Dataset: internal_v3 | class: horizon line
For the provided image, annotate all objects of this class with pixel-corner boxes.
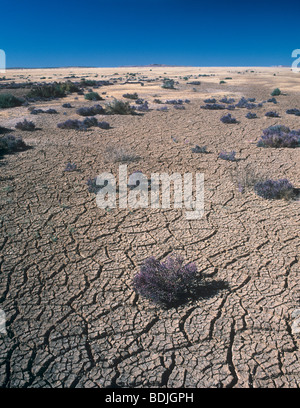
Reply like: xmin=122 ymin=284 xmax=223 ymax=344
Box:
xmin=4 ymin=64 xmax=291 ymax=70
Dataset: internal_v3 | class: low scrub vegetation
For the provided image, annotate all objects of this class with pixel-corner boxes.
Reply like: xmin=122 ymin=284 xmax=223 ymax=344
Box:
xmin=132 ymin=254 xmax=197 ymax=306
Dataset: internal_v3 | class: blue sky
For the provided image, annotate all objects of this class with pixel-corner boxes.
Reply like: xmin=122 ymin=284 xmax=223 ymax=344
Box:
xmin=1 ymin=0 xmax=300 ymax=68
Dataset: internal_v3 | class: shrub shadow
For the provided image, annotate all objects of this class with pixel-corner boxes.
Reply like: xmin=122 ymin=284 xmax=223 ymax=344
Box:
xmin=160 ymin=279 xmax=230 ymax=310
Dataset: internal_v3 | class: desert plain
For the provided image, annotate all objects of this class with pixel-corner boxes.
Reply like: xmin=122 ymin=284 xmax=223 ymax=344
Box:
xmin=0 ymin=66 xmax=299 ymax=388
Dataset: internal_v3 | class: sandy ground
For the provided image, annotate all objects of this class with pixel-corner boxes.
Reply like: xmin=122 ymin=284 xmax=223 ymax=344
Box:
xmin=0 ymin=66 xmax=299 ymax=388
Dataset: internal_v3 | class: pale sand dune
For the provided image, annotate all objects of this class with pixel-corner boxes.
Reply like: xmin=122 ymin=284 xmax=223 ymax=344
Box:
xmin=0 ymin=67 xmax=299 ymax=388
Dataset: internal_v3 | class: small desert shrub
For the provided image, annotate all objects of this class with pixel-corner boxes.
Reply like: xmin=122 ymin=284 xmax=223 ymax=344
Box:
xmin=267 ymin=97 xmax=277 ymax=104
xmin=187 ymin=80 xmax=201 ymax=85
xmin=245 ymin=103 xmax=257 ymax=109
xmin=286 ymin=108 xmax=300 ymax=116
xmin=84 ymin=92 xmax=103 ymax=101
xmin=105 ymin=146 xmax=140 ymax=162
xmin=164 ymin=99 xmax=183 ymax=105
xmin=63 ymin=162 xmax=77 ymax=172
xmin=132 ymin=254 xmax=197 ymax=306
xmin=220 ymin=97 xmax=235 ymax=104
xmin=58 ymin=116 xmax=109 ymax=130
xmin=271 ymin=88 xmax=281 ymax=96
xmin=235 ymin=97 xmax=259 ymax=109
xmin=153 ymin=98 xmax=162 ymax=104
xmin=57 ymin=119 xmax=85 ymax=130
xmin=219 ymin=151 xmax=236 ymax=161
xmin=45 ymin=108 xmax=58 ymax=114
xmin=30 ymin=108 xmax=57 ymax=115
xmin=0 ymin=93 xmax=23 ymax=108
xmin=15 ymin=119 xmax=36 ymax=131
xmin=62 ymin=103 xmax=72 ymax=108
xmin=161 ymin=78 xmax=175 ymax=89
xmin=231 ymin=164 xmax=266 ymax=194
xmin=30 ymin=109 xmax=44 ymax=115
xmin=201 ymin=103 xmax=225 ymax=110
xmin=76 ymin=104 xmax=105 ymax=116
xmin=174 ymin=105 xmax=185 ymax=110
xmin=98 ymin=121 xmax=110 ymax=129
xmin=191 ymin=145 xmax=208 ymax=153
xmin=134 ymin=101 xmax=149 ymax=112
xmin=203 ymin=98 xmax=216 ymax=103
xmin=265 ymin=111 xmax=280 ymax=117
xmin=220 ymin=113 xmax=238 ymax=124
xmin=80 ymin=79 xmax=98 ymax=87
xmin=254 ymin=179 xmax=294 ymax=200
xmin=105 ymin=99 xmax=135 ymax=115
xmin=82 ymin=117 xmax=99 ymax=128
xmin=27 ymin=83 xmax=65 ymax=99
xmin=123 ymin=92 xmax=138 ymax=100
xmin=219 ymin=80 xmax=226 ymax=84
xmin=0 ymin=134 xmax=28 ymax=155
xmin=246 ymin=112 xmax=257 ymax=119
xmin=257 ymin=126 xmax=300 ymax=148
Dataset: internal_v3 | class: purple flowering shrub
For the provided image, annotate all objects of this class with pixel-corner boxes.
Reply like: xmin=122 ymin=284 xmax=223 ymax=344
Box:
xmin=30 ymin=109 xmax=44 ymax=115
xmin=45 ymin=108 xmax=58 ymax=114
xmin=257 ymin=125 xmax=300 ymax=148
xmin=286 ymin=108 xmax=300 ymax=116
xmin=219 ymin=151 xmax=236 ymax=161
xmin=235 ymin=97 xmax=260 ymax=109
xmin=76 ymin=104 xmax=105 ymax=116
xmin=246 ymin=112 xmax=257 ymax=119
xmin=57 ymin=119 xmax=86 ymax=130
xmin=220 ymin=113 xmax=238 ymax=124
xmin=82 ymin=117 xmax=98 ymax=128
xmin=164 ymin=99 xmax=183 ymax=105
xmin=30 ymin=108 xmax=57 ymax=115
xmin=134 ymin=101 xmax=149 ymax=111
xmin=63 ymin=162 xmax=77 ymax=172
xmin=220 ymin=97 xmax=235 ymax=104
xmin=226 ymin=104 xmax=236 ymax=110
xmin=265 ymin=111 xmax=280 ymax=117
xmin=191 ymin=145 xmax=208 ymax=153
xmin=98 ymin=121 xmax=110 ymax=129
xmin=0 ymin=134 xmax=29 ymax=155
xmin=132 ymin=254 xmax=197 ymax=306
xmin=254 ymin=179 xmax=294 ymax=200
xmin=15 ymin=119 xmax=36 ymax=131
xmin=201 ymin=103 xmax=225 ymax=110
xmin=58 ymin=117 xmax=109 ymax=130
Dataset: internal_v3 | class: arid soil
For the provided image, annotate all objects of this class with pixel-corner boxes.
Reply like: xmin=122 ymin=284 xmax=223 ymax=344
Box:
xmin=0 ymin=67 xmax=299 ymax=388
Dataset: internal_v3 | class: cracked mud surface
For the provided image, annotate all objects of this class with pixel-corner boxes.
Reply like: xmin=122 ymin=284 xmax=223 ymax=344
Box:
xmin=0 ymin=67 xmax=299 ymax=388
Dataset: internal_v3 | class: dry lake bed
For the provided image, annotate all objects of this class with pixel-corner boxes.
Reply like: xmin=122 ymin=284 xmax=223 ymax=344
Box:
xmin=0 ymin=66 xmax=299 ymax=388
